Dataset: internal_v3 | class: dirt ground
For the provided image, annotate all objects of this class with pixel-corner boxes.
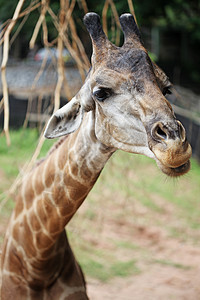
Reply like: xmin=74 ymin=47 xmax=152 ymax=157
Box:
xmin=1 ymin=161 xmax=200 ymax=300
xmin=1 ymin=195 xmax=200 ymax=300
xmin=69 ymin=186 xmax=200 ymax=300
xmin=3 ymin=211 xmax=200 ymax=300
xmin=87 ymin=226 xmax=200 ymax=300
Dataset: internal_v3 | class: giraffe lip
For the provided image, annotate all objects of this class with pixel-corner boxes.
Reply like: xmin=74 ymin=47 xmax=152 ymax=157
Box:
xmin=170 ymin=160 xmax=191 ymax=175
xmin=156 ymin=160 xmax=191 ymax=177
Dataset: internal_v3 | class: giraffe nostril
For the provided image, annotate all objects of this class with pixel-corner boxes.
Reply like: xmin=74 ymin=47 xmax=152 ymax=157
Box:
xmin=156 ymin=126 xmax=167 ymax=140
xmin=152 ymin=122 xmax=168 ymax=142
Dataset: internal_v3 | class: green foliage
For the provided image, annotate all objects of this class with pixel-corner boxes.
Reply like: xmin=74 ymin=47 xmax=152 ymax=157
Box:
xmin=1 ymin=1 xmax=200 ymax=46
xmin=0 ymin=0 xmax=200 ymax=82
xmin=0 ymin=0 xmax=61 ymax=50
xmin=0 ymin=129 xmax=55 ymax=216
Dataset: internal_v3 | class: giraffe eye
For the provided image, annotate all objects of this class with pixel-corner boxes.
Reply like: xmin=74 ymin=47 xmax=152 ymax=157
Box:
xmin=93 ymin=88 xmax=112 ymax=101
xmin=163 ymin=86 xmax=172 ymax=96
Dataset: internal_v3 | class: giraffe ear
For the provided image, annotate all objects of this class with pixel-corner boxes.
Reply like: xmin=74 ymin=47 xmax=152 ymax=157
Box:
xmin=44 ymin=97 xmax=84 ymax=139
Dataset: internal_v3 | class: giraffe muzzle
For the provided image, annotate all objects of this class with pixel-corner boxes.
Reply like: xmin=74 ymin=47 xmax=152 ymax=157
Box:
xmin=150 ymin=120 xmax=192 ymax=176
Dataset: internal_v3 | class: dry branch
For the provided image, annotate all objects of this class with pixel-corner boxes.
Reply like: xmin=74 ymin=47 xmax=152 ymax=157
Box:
xmin=0 ymin=1 xmax=41 ymax=46
xmin=10 ymin=12 xmax=30 ymax=46
xmin=109 ymin=0 xmax=120 ymax=45
xmin=47 ymin=6 xmax=89 ymax=75
xmin=127 ymin=0 xmax=137 ymax=24
xmin=1 ymin=0 xmax=26 ymax=146
xmin=69 ymin=16 xmax=90 ymax=70
xmin=29 ymin=0 xmax=49 ymax=49
xmin=0 ymin=97 xmax=4 ymax=112
xmin=54 ymin=0 xmax=66 ymax=112
xmin=102 ymin=0 xmax=109 ymax=37
xmin=18 ymin=0 xmax=41 ymax=19
xmin=0 ymin=0 xmax=137 ymax=199
xmin=79 ymin=0 xmax=88 ymax=14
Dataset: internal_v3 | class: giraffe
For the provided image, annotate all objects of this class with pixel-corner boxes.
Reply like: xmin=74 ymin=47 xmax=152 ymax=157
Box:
xmin=0 ymin=13 xmax=192 ymax=300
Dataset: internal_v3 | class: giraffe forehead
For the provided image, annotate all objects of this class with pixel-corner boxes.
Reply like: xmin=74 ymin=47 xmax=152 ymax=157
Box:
xmin=92 ymin=48 xmax=156 ymax=91
xmin=106 ymin=48 xmax=152 ymax=73
xmin=93 ymin=69 xmax=126 ymax=88
xmin=92 ymin=58 xmax=155 ymax=96
xmin=92 ymin=71 xmax=149 ymax=97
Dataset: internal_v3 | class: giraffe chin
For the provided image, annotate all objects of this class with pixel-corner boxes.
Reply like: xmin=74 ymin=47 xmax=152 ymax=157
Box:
xmin=156 ymin=159 xmax=191 ymax=177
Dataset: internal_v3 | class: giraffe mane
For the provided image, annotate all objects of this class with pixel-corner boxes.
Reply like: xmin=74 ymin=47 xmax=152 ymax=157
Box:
xmin=34 ymin=135 xmax=69 ymax=169
xmin=47 ymin=135 xmax=69 ymax=156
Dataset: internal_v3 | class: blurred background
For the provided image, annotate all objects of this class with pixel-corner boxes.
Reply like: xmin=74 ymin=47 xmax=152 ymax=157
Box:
xmin=0 ymin=1 xmax=200 ymax=299
xmin=1 ymin=0 xmax=200 ymax=87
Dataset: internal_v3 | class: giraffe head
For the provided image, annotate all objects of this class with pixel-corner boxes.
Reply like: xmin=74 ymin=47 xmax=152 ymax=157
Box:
xmin=45 ymin=13 xmax=192 ymax=177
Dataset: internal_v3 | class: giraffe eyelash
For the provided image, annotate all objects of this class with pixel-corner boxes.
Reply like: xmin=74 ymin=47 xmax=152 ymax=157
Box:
xmin=92 ymin=87 xmax=113 ymax=102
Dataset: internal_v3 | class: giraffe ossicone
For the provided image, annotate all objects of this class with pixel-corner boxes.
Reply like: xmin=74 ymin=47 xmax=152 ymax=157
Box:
xmin=1 ymin=12 xmax=192 ymax=300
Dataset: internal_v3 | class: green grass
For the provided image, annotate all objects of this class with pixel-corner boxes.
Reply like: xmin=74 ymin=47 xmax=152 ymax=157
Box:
xmin=114 ymin=240 xmax=142 ymax=251
xmin=69 ymin=147 xmax=200 ymax=279
xmin=0 ymin=129 xmax=54 ymax=179
xmin=69 ymin=235 xmax=140 ymax=281
xmin=153 ymin=259 xmax=191 ymax=270
xmin=0 ymin=129 xmax=200 ymax=282
xmin=77 ymin=254 xmax=140 ymax=282
xmin=92 ymin=151 xmax=200 ymax=234
xmin=0 ymin=129 xmax=55 ymax=216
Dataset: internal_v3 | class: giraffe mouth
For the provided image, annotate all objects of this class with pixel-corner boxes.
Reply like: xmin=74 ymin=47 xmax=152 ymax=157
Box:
xmin=156 ymin=160 xmax=191 ymax=177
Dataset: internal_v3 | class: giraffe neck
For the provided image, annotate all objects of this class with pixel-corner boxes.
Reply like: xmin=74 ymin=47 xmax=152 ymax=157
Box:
xmin=1 ymin=111 xmax=114 ymax=298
